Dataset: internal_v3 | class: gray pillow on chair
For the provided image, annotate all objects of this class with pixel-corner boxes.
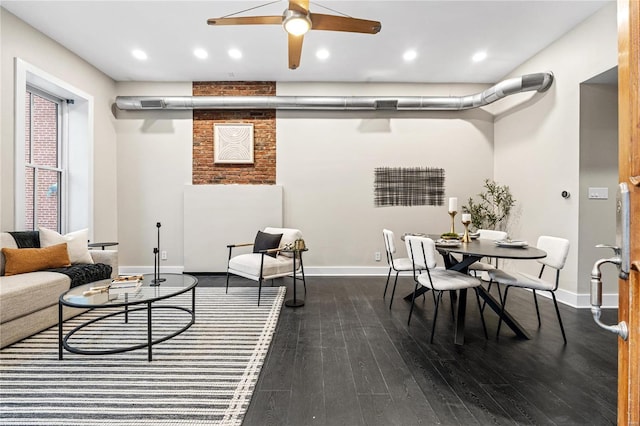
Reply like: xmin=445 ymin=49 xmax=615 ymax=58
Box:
xmin=253 ymin=231 xmax=283 ymax=258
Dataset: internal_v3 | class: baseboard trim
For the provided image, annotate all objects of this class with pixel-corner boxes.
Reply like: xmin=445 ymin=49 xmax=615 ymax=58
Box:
xmin=304 ymin=266 xmax=403 ymax=276
xmin=120 ymin=265 xmax=619 ymax=309
xmin=304 ymin=266 xmax=619 ymax=309
xmin=119 ymin=266 xmax=185 ymax=275
xmin=533 ymin=287 xmax=619 ymax=309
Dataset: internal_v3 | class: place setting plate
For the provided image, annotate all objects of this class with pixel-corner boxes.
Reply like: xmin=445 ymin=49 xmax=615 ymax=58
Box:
xmin=495 ymin=240 xmax=529 ymax=248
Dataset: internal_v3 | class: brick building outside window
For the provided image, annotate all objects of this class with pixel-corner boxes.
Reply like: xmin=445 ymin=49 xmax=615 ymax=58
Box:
xmin=24 ymin=87 xmax=63 ymax=232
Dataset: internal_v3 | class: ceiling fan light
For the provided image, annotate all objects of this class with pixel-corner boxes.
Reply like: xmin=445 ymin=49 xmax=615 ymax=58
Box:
xmin=283 ymin=10 xmax=311 ymax=36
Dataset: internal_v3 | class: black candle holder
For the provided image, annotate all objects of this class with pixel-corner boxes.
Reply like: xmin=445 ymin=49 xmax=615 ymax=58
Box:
xmin=151 ymin=222 xmax=165 ymax=285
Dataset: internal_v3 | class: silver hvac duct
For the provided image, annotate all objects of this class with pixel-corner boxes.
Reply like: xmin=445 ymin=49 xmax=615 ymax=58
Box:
xmin=115 ymin=72 xmax=553 ymax=111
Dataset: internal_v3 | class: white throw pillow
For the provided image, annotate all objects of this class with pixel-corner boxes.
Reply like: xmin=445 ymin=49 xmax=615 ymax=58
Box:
xmin=39 ymin=227 xmax=94 ymax=264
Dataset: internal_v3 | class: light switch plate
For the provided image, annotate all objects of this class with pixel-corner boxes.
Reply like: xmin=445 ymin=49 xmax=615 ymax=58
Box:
xmin=588 ymin=187 xmax=609 ymax=199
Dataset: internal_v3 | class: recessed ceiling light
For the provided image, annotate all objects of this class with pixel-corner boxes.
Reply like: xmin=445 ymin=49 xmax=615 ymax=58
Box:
xmin=472 ymin=51 xmax=487 ymax=62
xmin=131 ymin=49 xmax=148 ymax=61
xmin=403 ymin=50 xmax=417 ymax=62
xmin=194 ymin=48 xmax=208 ymax=59
xmin=316 ymin=48 xmax=330 ymax=60
xmin=228 ymin=48 xmax=242 ymax=59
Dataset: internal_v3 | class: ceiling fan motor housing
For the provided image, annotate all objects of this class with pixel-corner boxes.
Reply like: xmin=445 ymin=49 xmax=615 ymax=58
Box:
xmin=282 ymin=9 xmax=311 ymax=35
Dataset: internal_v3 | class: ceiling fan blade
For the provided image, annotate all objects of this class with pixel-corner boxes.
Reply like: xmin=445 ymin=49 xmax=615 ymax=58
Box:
xmin=288 ymin=34 xmax=304 ymax=70
xmin=310 ymin=13 xmax=381 ymax=34
xmin=207 ymin=16 xmax=282 ymax=26
xmin=289 ymin=0 xmax=309 ymax=14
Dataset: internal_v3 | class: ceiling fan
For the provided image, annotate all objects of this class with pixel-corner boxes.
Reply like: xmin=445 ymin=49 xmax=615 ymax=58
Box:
xmin=207 ymin=0 xmax=381 ymax=70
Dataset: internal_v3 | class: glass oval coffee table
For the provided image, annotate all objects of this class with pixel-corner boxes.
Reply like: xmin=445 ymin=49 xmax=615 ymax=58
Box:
xmin=58 ymin=273 xmax=197 ymax=361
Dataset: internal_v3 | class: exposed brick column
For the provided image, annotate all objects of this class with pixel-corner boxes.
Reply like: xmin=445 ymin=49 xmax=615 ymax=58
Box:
xmin=192 ymin=82 xmax=276 ymax=184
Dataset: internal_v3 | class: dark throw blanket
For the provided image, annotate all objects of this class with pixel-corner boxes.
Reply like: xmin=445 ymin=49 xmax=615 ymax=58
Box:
xmin=46 ymin=263 xmax=113 ymax=288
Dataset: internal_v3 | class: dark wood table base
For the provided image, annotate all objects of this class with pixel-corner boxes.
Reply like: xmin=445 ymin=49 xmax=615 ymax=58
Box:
xmin=404 ymin=244 xmax=536 ymax=344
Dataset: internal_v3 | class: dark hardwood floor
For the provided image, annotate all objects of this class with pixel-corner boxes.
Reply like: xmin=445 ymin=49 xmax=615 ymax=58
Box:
xmin=196 ymin=275 xmax=618 ymax=426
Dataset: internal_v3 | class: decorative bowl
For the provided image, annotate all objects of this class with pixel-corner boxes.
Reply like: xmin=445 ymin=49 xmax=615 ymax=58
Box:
xmin=440 ymin=232 xmax=460 ymax=240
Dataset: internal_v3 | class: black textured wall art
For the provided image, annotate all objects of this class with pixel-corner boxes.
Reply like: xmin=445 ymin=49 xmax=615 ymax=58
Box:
xmin=374 ymin=167 xmax=445 ymax=207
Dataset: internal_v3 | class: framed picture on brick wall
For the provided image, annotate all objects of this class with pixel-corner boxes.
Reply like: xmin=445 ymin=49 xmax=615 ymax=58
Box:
xmin=214 ymin=123 xmax=254 ymax=164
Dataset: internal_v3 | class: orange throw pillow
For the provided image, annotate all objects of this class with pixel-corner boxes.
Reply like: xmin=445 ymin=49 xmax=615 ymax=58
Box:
xmin=1 ymin=243 xmax=71 ymax=276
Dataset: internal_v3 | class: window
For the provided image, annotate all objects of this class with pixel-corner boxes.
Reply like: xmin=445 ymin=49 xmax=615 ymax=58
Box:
xmin=24 ymin=87 xmax=64 ymax=231
xmin=14 ymin=58 xmax=93 ymax=234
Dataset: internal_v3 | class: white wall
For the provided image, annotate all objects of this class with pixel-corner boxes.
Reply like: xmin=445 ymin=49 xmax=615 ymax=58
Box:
xmin=492 ymin=3 xmax=617 ymax=306
xmin=183 ymin=185 xmax=283 ymax=272
xmin=0 ymin=8 xmax=117 ymax=241
xmin=579 ymin=82 xmax=618 ymax=298
xmin=114 ymin=82 xmax=192 ymax=270
xmin=112 ymin=81 xmax=495 ymax=273
xmin=276 ymin=83 xmax=495 ymax=271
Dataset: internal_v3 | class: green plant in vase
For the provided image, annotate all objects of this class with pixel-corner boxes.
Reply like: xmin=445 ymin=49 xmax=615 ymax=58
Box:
xmin=463 ymin=179 xmax=515 ymax=231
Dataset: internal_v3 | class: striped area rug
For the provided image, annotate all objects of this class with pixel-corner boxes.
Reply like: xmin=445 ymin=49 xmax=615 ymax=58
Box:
xmin=0 ymin=286 xmax=285 ymax=425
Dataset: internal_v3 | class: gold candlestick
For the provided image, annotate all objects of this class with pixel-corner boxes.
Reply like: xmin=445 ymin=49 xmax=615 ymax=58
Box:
xmin=448 ymin=211 xmax=457 ymax=234
xmin=461 ymin=219 xmax=471 ymax=242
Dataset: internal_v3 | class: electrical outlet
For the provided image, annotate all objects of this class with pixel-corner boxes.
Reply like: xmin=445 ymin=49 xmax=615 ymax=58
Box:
xmin=375 ymin=251 xmax=381 ymax=262
xmin=161 ymin=250 xmax=167 ymax=260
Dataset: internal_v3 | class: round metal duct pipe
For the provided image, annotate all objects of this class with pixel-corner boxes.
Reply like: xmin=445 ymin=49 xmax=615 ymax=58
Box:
xmin=115 ymin=72 xmax=553 ymax=111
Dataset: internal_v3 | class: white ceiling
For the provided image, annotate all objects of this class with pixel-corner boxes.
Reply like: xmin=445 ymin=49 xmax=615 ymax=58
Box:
xmin=2 ymin=0 xmax=611 ymax=83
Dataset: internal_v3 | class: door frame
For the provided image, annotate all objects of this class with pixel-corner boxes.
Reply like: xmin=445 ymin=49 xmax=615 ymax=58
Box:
xmin=616 ymin=0 xmax=639 ymax=424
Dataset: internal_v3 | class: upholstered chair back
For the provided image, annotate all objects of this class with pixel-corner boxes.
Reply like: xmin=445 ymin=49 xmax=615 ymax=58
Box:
xmin=262 ymin=227 xmax=301 ymax=257
xmin=536 ymin=236 xmax=570 ymax=270
xmin=405 ymin=235 xmax=438 ymax=270
xmin=477 ymin=229 xmax=508 ymax=241
xmin=382 ymin=229 xmax=397 ymax=254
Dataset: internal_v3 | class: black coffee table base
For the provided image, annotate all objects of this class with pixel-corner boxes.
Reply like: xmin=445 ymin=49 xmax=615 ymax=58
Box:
xmin=59 ymin=291 xmax=196 ymax=361
xmin=58 ymin=306 xmax=195 ymax=361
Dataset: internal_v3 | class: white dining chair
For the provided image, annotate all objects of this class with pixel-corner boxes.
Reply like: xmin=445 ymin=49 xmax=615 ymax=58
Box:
xmin=468 ymin=229 xmax=508 ymax=276
xmin=383 ymin=229 xmax=422 ymax=309
xmin=488 ymin=235 xmax=570 ymax=343
xmin=405 ymin=235 xmax=487 ymax=343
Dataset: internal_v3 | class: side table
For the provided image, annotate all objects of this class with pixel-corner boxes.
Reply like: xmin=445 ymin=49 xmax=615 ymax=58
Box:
xmin=88 ymin=242 xmax=119 ymax=250
xmin=281 ymin=247 xmax=308 ymax=308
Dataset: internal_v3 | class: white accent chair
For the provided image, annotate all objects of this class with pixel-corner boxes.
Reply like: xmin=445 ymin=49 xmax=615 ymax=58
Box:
xmin=226 ymin=227 xmax=305 ymax=305
xmin=488 ymin=235 xmax=570 ymax=343
xmin=383 ymin=229 xmax=422 ymax=309
xmin=405 ymin=235 xmax=487 ymax=343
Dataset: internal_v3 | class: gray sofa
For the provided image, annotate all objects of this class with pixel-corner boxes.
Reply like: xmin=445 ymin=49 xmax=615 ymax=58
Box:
xmin=0 ymin=232 xmax=118 ymax=348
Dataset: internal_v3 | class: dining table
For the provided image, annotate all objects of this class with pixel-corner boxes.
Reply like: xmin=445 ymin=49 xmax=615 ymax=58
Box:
xmin=402 ymin=234 xmax=547 ymax=345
